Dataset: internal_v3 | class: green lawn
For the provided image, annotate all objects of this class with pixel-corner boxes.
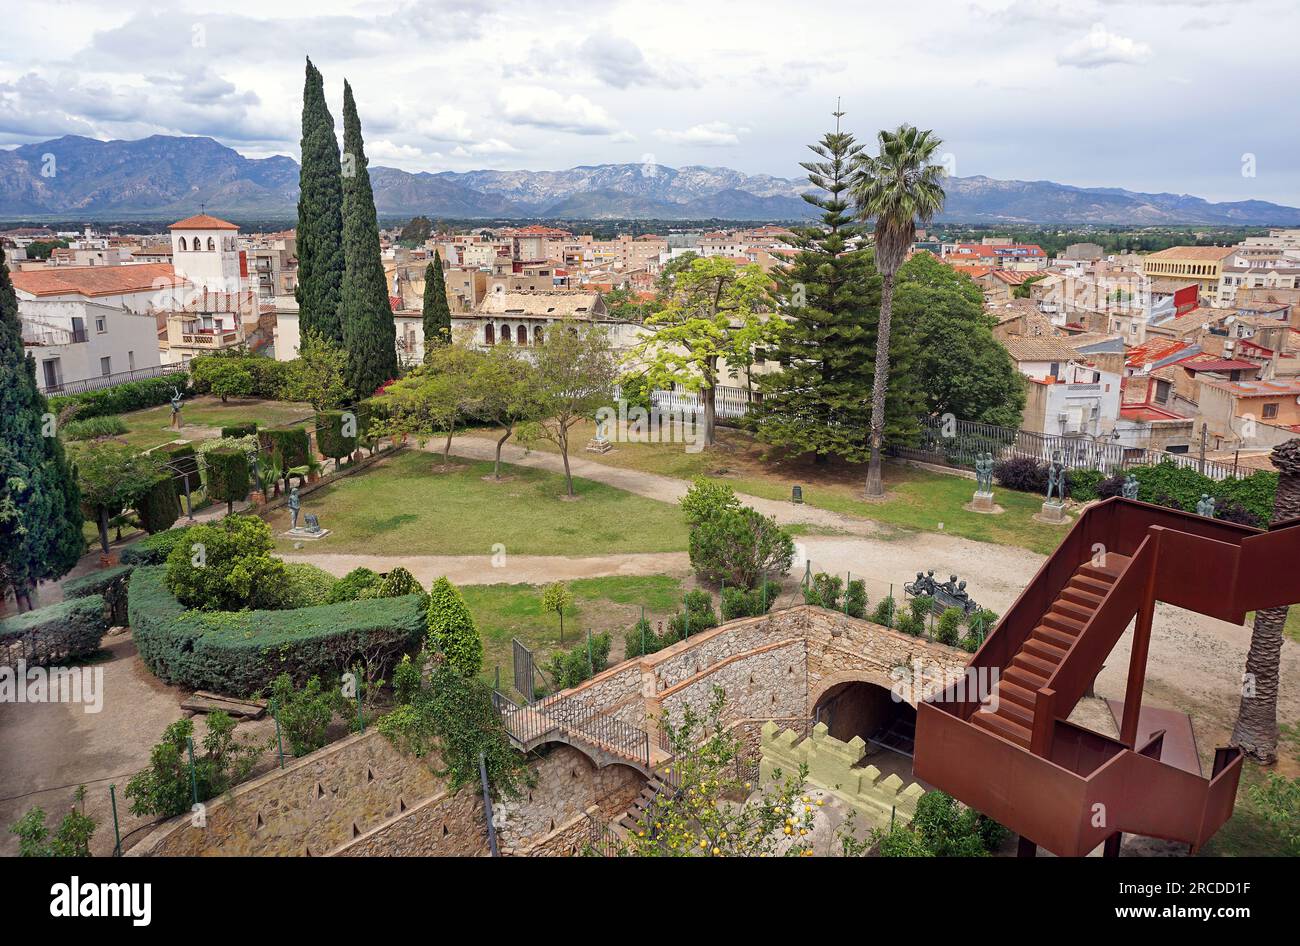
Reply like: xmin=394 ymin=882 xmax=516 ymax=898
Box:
xmin=269 ymin=451 xmax=689 ymax=556
xmin=87 ymin=396 xmax=314 ymax=453
xmin=463 ymin=576 xmax=686 ymax=692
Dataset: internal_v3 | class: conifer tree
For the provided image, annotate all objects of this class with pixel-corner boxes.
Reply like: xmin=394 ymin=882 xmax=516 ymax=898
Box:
xmin=422 ymin=251 xmax=452 ymax=354
xmin=339 ymin=79 xmax=398 ymax=398
xmin=754 ymin=110 xmax=922 ymax=462
xmin=0 ymin=245 xmax=83 ymax=610
xmin=294 ymin=57 xmax=345 ymax=344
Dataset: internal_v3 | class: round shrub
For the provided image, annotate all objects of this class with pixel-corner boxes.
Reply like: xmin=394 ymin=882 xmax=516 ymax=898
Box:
xmin=992 ymin=456 xmax=1047 ymax=493
xmin=936 ymin=607 xmax=964 ymax=646
xmin=1068 ymin=468 xmax=1104 ymax=503
xmin=134 ymin=473 xmax=180 ymax=534
xmin=688 ymin=505 xmax=795 ymax=588
xmin=205 ymin=447 xmax=250 ymax=514
xmin=326 ymin=567 xmax=383 ymax=603
xmin=377 ymin=566 xmax=423 ymax=600
xmin=163 ymin=514 xmax=288 ymax=612
xmin=282 ymin=563 xmax=339 ymax=608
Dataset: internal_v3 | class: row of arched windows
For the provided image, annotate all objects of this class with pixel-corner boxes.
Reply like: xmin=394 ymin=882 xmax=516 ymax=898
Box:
xmin=484 ymin=323 xmax=543 ymax=346
xmin=176 ymin=237 xmax=217 ymax=252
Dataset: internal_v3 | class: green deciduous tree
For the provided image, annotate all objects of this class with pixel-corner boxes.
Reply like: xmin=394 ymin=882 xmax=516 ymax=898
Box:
xmin=474 ymin=342 xmax=539 ymax=478
xmin=852 ymin=123 xmax=946 ymax=498
xmin=422 ymin=252 xmax=452 ymax=353
xmin=523 ymin=323 xmax=618 ymax=497
xmin=540 ymin=581 xmax=574 ymax=642
xmin=163 ymin=513 xmax=288 ymax=612
xmin=73 ymin=441 xmax=161 ymax=555
xmin=426 ymin=576 xmax=482 ymax=677
xmin=381 ymin=339 xmax=484 ymax=464
xmin=339 ymin=79 xmax=398 ymax=398
xmin=632 ymin=257 xmax=781 ymax=448
xmin=295 ymin=57 xmax=345 ymax=343
xmin=0 ymin=246 xmax=83 ymax=609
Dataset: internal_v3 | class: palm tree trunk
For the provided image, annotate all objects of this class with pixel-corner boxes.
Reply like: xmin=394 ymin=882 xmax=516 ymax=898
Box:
xmin=865 ymin=271 xmax=895 ymax=498
xmin=1231 ymin=438 xmax=1300 ymax=763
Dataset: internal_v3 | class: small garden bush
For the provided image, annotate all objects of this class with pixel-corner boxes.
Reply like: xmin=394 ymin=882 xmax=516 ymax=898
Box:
xmin=189 ymin=354 xmax=290 ymax=400
xmin=803 ymin=572 xmax=844 ymax=610
xmin=992 ymin=456 xmax=1048 ymax=493
xmin=327 ymin=567 xmax=383 ymax=603
xmin=688 ymin=505 xmax=795 ymax=588
xmin=134 ymin=473 xmax=180 ymax=534
xmin=0 ymin=596 xmax=109 ymax=667
xmin=128 ymin=566 xmax=426 ymax=694
xmin=546 ymin=633 xmax=612 ymax=689
xmin=62 ymin=563 xmax=134 ymax=626
xmin=667 ymin=590 xmax=718 ymax=637
xmin=680 ymin=477 xmax=740 ymax=527
xmin=935 ymin=607 xmax=965 ymax=647
xmin=720 ymin=581 xmax=780 ymax=620
xmin=268 ymin=673 xmax=339 ymax=757
xmin=873 ymin=790 xmax=1008 ymax=857
xmin=124 ymin=714 xmax=264 ymax=818
xmin=48 ymin=374 xmax=188 ymax=420
xmin=282 ymin=563 xmax=339 ymax=609
xmin=121 ymin=526 xmax=193 ymax=566
xmin=9 ymin=798 xmax=95 ymax=857
xmin=426 ymin=577 xmax=482 ymax=677
xmin=871 ymin=595 xmax=896 ymax=627
xmin=61 ymin=416 xmax=127 ymax=441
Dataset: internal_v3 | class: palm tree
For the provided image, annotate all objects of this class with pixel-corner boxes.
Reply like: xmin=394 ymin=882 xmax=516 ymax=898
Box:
xmin=1231 ymin=437 xmax=1300 ymax=762
xmin=851 ymin=124 xmax=946 ymax=498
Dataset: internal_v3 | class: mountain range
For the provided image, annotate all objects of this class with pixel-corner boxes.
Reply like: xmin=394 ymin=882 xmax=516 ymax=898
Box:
xmin=2 ymin=134 xmax=1298 ymax=226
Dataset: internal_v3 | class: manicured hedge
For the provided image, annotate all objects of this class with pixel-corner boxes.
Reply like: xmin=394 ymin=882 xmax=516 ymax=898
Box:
xmin=258 ymin=427 xmax=310 ymax=469
xmin=316 ymin=410 xmax=358 ymax=465
xmin=221 ymin=422 xmax=259 ymax=439
xmin=128 ymin=566 xmax=426 ymax=695
xmin=134 ymin=473 xmax=181 ymax=534
xmin=48 ymin=374 xmax=189 ymax=420
xmin=63 ymin=564 xmax=134 ymax=626
xmin=0 ymin=595 xmax=109 ymax=667
xmin=189 ymin=355 xmax=290 ymax=400
xmin=121 ymin=526 xmax=193 ymax=566
xmin=159 ymin=443 xmax=200 ymax=496
xmin=205 ymin=447 xmax=250 ymax=513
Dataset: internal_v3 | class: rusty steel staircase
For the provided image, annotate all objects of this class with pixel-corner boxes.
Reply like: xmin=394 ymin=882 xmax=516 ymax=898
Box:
xmin=915 ymin=497 xmax=1300 ymax=857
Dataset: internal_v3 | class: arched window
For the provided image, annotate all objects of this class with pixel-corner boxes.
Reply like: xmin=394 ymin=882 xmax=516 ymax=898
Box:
xmin=517 ymin=325 xmax=528 ymax=345
xmin=499 ymin=324 xmax=511 ymax=344
xmin=485 ymin=323 xmax=495 ymax=345
xmin=178 ymin=237 xmax=187 ymax=252
xmin=207 ymin=237 xmax=216 ymax=251
xmin=534 ymin=325 xmax=544 ymax=344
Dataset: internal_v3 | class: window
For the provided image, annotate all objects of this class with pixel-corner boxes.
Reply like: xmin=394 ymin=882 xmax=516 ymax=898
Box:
xmin=1154 ymin=380 xmax=1171 ymax=404
xmin=1262 ymin=402 xmax=1279 ymax=419
xmin=499 ymin=324 xmax=511 ymax=344
xmin=534 ymin=325 xmax=544 ymax=344
xmin=517 ymin=325 xmax=527 ymax=345
xmin=207 ymin=237 xmax=216 ymax=251
xmin=484 ymin=323 xmax=495 ymax=345
xmin=95 ymin=317 xmax=106 ymax=333
xmin=178 ymin=237 xmax=187 ymax=252
xmin=128 ymin=350 xmax=135 ymax=371
xmin=99 ymin=356 xmax=112 ymax=377
xmin=42 ymin=359 xmax=61 ymax=389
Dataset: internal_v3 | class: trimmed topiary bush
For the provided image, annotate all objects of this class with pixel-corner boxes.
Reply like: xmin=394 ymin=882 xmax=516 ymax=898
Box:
xmin=163 ymin=514 xmax=287 ymax=612
xmin=258 ymin=427 xmax=310 ymax=471
xmin=134 ymin=473 xmax=180 ymax=534
xmin=326 ymin=567 xmax=383 ymax=603
xmin=128 ymin=566 xmax=425 ymax=695
xmin=221 ymin=422 xmax=259 ymax=439
xmin=316 ymin=410 xmax=358 ymax=469
xmin=204 ymin=447 xmax=250 ymax=515
xmin=426 ymin=577 xmax=482 ymax=677
xmin=0 ymin=595 xmax=109 ymax=667
xmin=121 ymin=527 xmax=193 ymax=566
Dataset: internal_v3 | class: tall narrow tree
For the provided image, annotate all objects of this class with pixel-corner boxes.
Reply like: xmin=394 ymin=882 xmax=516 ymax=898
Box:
xmin=422 ymin=251 xmax=452 ymax=355
xmin=0 ymin=245 xmax=83 ymax=610
xmin=755 ymin=110 xmax=922 ymax=462
xmin=1231 ymin=438 xmax=1300 ymax=763
xmin=339 ymin=79 xmax=398 ymax=398
xmin=294 ymin=57 xmax=345 ymax=344
xmin=851 ymin=124 xmax=946 ymax=498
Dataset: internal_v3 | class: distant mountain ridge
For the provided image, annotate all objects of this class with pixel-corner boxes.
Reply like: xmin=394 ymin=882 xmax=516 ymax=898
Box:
xmin=2 ymin=134 xmax=1298 ymax=225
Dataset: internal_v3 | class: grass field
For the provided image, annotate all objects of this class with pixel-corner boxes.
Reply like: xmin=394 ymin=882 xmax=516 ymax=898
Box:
xmin=268 ymin=450 xmax=690 ymax=556
xmin=500 ymin=421 xmax=1066 ymax=555
xmin=462 ymin=576 xmax=687 ymax=691
xmin=82 ymin=396 xmax=314 ymax=453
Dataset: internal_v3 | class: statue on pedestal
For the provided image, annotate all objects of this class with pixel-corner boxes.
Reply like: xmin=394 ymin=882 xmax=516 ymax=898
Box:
xmin=1196 ymin=493 xmax=1216 ymax=518
xmin=288 ymin=486 xmax=302 ymax=531
xmin=1121 ymin=474 xmax=1139 ymax=500
xmin=974 ymin=452 xmax=994 ymax=495
xmin=1045 ymin=451 xmax=1067 ymax=503
xmin=169 ymin=386 xmax=184 ymax=430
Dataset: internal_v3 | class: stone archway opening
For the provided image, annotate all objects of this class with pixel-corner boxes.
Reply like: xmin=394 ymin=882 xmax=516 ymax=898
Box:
xmin=813 ymin=680 xmax=917 ymax=780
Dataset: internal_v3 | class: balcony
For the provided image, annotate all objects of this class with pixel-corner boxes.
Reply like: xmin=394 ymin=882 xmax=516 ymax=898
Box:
xmin=21 ymin=325 xmax=88 ymax=346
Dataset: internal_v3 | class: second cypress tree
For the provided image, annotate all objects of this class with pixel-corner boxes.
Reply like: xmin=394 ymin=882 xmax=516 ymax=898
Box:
xmin=294 ymin=57 xmax=345 ymax=344
xmin=339 ymin=79 xmax=398 ymax=398
xmin=422 ymin=251 xmax=452 ymax=356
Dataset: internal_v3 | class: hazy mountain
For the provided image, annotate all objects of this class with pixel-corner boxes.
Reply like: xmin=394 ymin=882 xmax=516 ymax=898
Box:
xmin=2 ymin=134 xmax=1298 ymax=225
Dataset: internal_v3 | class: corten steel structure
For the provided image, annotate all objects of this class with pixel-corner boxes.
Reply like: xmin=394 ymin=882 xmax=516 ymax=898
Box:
xmin=914 ymin=496 xmax=1299 ymax=857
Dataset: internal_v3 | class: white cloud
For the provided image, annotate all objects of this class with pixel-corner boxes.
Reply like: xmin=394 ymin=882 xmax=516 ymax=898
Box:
xmin=497 ymin=85 xmax=621 ymax=136
xmin=1057 ymin=23 xmax=1152 ymax=68
xmin=655 ymin=122 xmax=748 ymax=147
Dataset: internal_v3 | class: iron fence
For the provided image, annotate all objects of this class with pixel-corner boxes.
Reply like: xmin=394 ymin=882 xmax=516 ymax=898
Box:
xmin=43 ymin=362 xmax=188 ymax=396
xmin=896 ymin=415 xmax=1245 ymax=481
xmin=492 ymin=690 xmax=652 ymax=768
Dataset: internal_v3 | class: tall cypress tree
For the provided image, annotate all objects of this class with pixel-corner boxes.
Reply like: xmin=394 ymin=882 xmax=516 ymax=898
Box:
xmin=422 ymin=251 xmax=452 ymax=355
xmin=295 ymin=57 xmax=345 ymax=344
xmin=0 ymin=245 xmax=83 ymax=610
xmin=754 ymin=111 xmax=921 ymax=462
xmin=339 ymin=79 xmax=398 ymax=398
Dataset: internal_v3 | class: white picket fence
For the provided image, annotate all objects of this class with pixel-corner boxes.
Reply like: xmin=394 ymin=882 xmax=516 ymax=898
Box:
xmin=647 ymin=384 xmax=753 ymax=419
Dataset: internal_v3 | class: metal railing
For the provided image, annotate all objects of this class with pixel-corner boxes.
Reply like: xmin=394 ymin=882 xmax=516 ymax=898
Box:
xmin=493 ymin=689 xmax=651 ymax=768
xmin=42 ymin=362 xmax=187 ymax=396
xmin=895 ymin=415 xmax=1246 ymax=481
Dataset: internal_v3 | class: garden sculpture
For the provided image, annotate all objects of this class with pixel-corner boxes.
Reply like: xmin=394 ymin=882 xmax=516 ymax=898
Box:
xmin=1045 ymin=451 xmax=1067 ymax=503
xmin=1122 ymin=474 xmax=1139 ymax=500
xmin=975 ymin=452 xmax=994 ymax=494
xmin=1197 ymin=493 xmax=1216 ymax=518
xmin=905 ymin=570 xmax=981 ymax=615
xmin=288 ymin=486 xmax=302 ymax=530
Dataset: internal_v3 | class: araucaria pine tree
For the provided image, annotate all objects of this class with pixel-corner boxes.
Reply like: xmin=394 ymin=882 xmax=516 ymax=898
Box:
xmin=422 ymin=251 xmax=452 ymax=354
xmin=339 ymin=79 xmax=398 ymax=398
xmin=0 ymin=245 xmax=83 ymax=610
xmin=755 ymin=111 xmax=922 ymax=461
xmin=294 ymin=57 xmax=345 ymax=344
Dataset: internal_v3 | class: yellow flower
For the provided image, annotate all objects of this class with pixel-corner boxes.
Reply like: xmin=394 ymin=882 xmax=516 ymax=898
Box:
xmin=815 ymin=799 xmax=824 ymax=807
xmin=699 ymin=839 xmax=708 ymax=849
xmin=783 ymin=826 xmax=792 ymax=836
xmin=712 ymin=847 xmax=721 ymax=856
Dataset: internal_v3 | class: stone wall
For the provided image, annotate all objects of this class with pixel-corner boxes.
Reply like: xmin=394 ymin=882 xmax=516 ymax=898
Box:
xmin=658 ymin=638 xmax=808 ymax=728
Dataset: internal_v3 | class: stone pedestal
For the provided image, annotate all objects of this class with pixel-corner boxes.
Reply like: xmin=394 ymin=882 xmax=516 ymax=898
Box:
xmin=585 ymin=437 xmax=612 ymax=454
xmin=280 ymin=527 xmax=332 ymax=541
xmin=971 ymin=491 xmax=995 ymax=512
xmin=1034 ymin=500 xmax=1068 ymax=525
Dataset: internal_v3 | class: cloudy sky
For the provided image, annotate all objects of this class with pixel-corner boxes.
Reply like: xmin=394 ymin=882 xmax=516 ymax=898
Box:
xmin=2 ymin=0 xmax=1297 ymax=204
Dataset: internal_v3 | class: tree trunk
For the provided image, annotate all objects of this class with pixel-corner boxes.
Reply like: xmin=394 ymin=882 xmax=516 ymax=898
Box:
xmin=560 ymin=426 xmax=574 ymax=496
xmin=97 ymin=507 xmax=111 ymax=555
xmin=1231 ymin=443 xmax=1300 ymax=762
xmin=494 ymin=426 xmax=512 ymax=479
xmin=702 ymin=386 xmax=716 ymax=447
xmin=865 ymin=271 xmax=895 ymax=499
xmin=443 ymin=427 xmax=453 ymax=466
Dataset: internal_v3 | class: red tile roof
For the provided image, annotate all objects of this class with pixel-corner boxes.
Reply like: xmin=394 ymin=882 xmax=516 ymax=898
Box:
xmin=12 ymin=263 xmax=186 ymax=298
xmin=169 ymin=213 xmax=239 ymax=231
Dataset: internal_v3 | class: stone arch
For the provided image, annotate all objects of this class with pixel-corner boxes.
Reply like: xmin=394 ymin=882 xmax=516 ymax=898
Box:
xmin=484 ymin=323 xmax=495 ymax=345
xmin=207 ymin=237 xmax=216 ymax=251
xmin=178 ymin=237 xmax=187 ymax=252
xmin=811 ymin=671 xmax=917 ymax=757
xmin=810 ymin=667 xmax=909 ymax=710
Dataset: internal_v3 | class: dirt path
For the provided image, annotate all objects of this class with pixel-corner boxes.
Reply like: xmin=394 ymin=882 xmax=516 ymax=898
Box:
xmin=279 ymin=551 xmax=692 ymax=586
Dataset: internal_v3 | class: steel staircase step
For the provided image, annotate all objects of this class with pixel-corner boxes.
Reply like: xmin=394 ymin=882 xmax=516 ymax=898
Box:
xmin=994 ymin=679 xmax=1038 ymax=709
xmin=1060 ymin=586 xmax=1104 ymax=609
xmin=971 ymin=709 xmax=1032 ymax=747
xmin=1013 ymin=652 xmax=1058 ymax=677
xmin=1024 ymin=637 xmax=1069 ymax=663
xmin=1043 ymin=611 xmax=1086 ymax=634
xmin=1032 ymin=624 xmax=1077 ymax=648
xmin=1003 ymin=665 xmax=1049 ymax=692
